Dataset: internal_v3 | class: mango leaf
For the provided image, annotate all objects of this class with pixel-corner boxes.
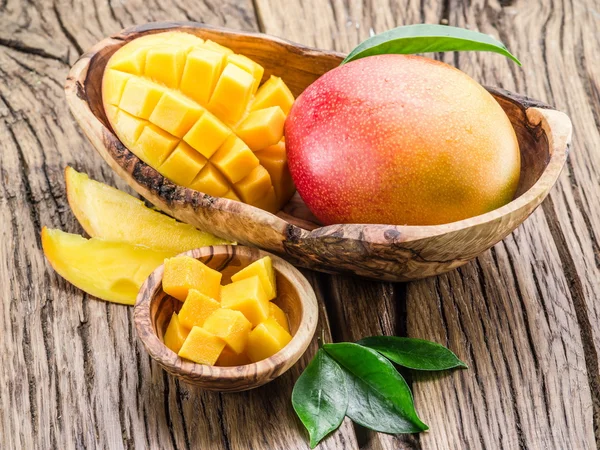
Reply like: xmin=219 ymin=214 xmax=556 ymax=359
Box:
xmin=358 ymin=336 xmax=468 ymax=371
xmin=323 ymin=343 xmax=428 ymax=434
xmin=292 ymin=349 xmax=348 ymax=448
xmin=342 ymin=24 xmax=521 ymax=66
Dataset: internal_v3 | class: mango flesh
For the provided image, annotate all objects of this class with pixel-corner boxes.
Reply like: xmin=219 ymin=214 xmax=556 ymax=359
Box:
xmin=203 ymin=309 xmax=252 ymax=354
xmin=269 ymin=303 xmax=290 ymax=333
xmin=285 ymin=54 xmax=521 ymax=226
xmin=220 ymin=276 xmax=270 ymax=326
xmin=164 ymin=313 xmax=190 ymax=354
xmin=102 ymin=31 xmax=296 ymax=213
xmin=162 ymin=256 xmax=222 ymax=301
xmin=41 ymin=227 xmax=173 ymax=305
xmin=178 ymin=326 xmax=225 ymax=365
xmin=178 ymin=289 xmax=220 ymax=329
xmin=65 ymin=166 xmax=231 ymax=253
xmin=246 ymin=317 xmax=293 ymax=363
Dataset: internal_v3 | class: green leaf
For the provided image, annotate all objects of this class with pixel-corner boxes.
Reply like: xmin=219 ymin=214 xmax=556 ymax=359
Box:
xmin=292 ymin=349 xmax=348 ymax=448
xmin=323 ymin=343 xmax=428 ymax=434
xmin=358 ymin=336 xmax=468 ymax=371
xmin=342 ymin=24 xmax=521 ymax=66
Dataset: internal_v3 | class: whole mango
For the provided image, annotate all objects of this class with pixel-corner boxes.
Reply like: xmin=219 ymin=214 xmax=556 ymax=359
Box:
xmin=285 ymin=54 xmax=521 ymax=226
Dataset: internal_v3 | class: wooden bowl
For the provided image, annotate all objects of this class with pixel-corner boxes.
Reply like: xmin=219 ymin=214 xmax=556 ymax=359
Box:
xmin=65 ymin=22 xmax=573 ymax=282
xmin=133 ymin=245 xmax=318 ymax=392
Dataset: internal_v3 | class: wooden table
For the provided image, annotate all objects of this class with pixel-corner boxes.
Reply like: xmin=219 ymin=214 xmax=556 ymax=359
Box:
xmin=1 ymin=0 xmax=598 ymax=449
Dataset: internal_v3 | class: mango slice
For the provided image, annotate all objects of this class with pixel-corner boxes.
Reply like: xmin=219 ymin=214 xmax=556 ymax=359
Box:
xmin=178 ymin=289 xmax=220 ymax=329
xmin=65 ymin=167 xmax=231 ymax=253
xmin=164 ymin=313 xmax=190 ymax=354
xmin=178 ymin=326 xmax=225 ymax=365
xmin=163 ymin=256 xmax=222 ymax=301
xmin=41 ymin=227 xmax=172 ymax=305
xmin=203 ymin=309 xmax=252 ymax=354
xmin=230 ymin=256 xmax=276 ymax=300
xmin=246 ymin=317 xmax=293 ymax=362
xmin=269 ymin=303 xmax=290 ymax=333
xmin=220 ymin=276 xmax=269 ymax=326
xmin=102 ymin=31 xmax=296 ymax=212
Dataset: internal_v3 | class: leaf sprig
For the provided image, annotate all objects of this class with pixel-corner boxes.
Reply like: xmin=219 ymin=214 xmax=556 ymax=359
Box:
xmin=292 ymin=337 xmax=467 ymax=448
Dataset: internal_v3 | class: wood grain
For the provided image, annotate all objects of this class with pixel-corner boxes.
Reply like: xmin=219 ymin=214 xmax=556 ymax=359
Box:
xmin=1 ymin=0 xmax=598 ymax=449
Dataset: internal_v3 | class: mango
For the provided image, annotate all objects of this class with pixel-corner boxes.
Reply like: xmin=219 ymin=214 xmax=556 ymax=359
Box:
xmin=285 ymin=54 xmax=521 ymax=226
xmin=41 ymin=227 xmax=172 ymax=305
xmin=103 ymin=31 xmax=297 ymax=213
xmin=216 ymin=347 xmax=251 ymax=367
xmin=203 ymin=309 xmax=252 ymax=354
xmin=164 ymin=313 xmax=190 ymax=354
xmin=65 ymin=167 xmax=231 ymax=254
xmin=230 ymin=256 xmax=276 ymax=300
xmin=178 ymin=289 xmax=220 ymax=329
xmin=246 ymin=317 xmax=293 ymax=362
xmin=268 ymin=303 xmax=289 ymax=333
xmin=163 ymin=256 xmax=222 ymax=301
xmin=220 ymin=275 xmax=269 ymax=326
xmin=178 ymin=326 xmax=225 ymax=365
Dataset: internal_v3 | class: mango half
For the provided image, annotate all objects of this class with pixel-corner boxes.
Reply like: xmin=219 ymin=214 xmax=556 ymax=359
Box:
xmin=102 ymin=31 xmax=296 ymax=213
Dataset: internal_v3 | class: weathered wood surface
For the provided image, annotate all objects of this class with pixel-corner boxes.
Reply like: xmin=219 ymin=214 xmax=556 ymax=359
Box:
xmin=0 ymin=1 xmax=598 ymax=450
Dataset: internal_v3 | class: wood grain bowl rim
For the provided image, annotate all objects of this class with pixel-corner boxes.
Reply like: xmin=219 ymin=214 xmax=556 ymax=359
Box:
xmin=64 ymin=21 xmax=573 ymax=247
xmin=133 ymin=245 xmax=319 ymax=389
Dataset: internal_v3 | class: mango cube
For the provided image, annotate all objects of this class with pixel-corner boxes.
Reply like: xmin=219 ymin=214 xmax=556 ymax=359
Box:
xmin=158 ymin=141 xmax=207 ymax=187
xmin=236 ymin=106 xmax=285 ymax=151
xmin=211 ymin=136 xmax=259 ymax=184
xmin=202 ymin=39 xmax=234 ymax=55
xmin=223 ymin=190 xmax=241 ymax=201
xmin=178 ymin=326 xmax=225 ymax=365
xmin=183 ymin=111 xmax=232 ymax=159
xmin=203 ymin=309 xmax=252 ymax=354
xmin=246 ymin=318 xmax=293 ymax=362
xmin=190 ymin=163 xmax=230 ymax=197
xmin=216 ymin=347 xmax=251 ymax=367
xmin=164 ymin=312 xmax=190 ymax=354
xmin=119 ymin=77 xmax=164 ymax=119
xmin=112 ymin=109 xmax=146 ymax=149
xmin=230 ymin=256 xmax=276 ymax=300
xmin=181 ymin=48 xmax=226 ymax=106
xmin=251 ymin=75 xmax=295 ymax=115
xmin=220 ymin=276 xmax=269 ymax=326
xmin=208 ymin=63 xmax=254 ymax=124
xmin=256 ymin=141 xmax=296 ymax=207
xmin=251 ymin=186 xmax=278 ymax=214
xmin=133 ymin=124 xmax=179 ymax=167
xmin=103 ymin=69 xmax=131 ymax=106
xmin=149 ymin=91 xmax=203 ymax=138
xmin=145 ymin=46 xmax=187 ymax=88
xmin=178 ymin=289 xmax=220 ymax=329
xmin=269 ymin=303 xmax=290 ymax=332
xmin=110 ymin=46 xmax=148 ymax=75
xmin=227 ymin=53 xmax=264 ymax=94
xmin=234 ymin=166 xmax=272 ymax=204
xmin=163 ymin=255 xmax=222 ymax=301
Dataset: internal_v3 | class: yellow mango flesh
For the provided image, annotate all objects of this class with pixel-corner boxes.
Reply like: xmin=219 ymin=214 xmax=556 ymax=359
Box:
xmin=65 ymin=167 xmax=231 ymax=253
xmin=42 ymin=227 xmax=172 ymax=305
xmin=163 ymin=256 xmax=222 ymax=301
xmin=230 ymin=256 xmax=276 ymax=300
xmin=220 ymin=276 xmax=269 ymax=326
xmin=203 ymin=309 xmax=252 ymax=354
xmin=269 ymin=303 xmax=290 ymax=333
xmin=216 ymin=347 xmax=251 ymax=367
xmin=178 ymin=289 xmax=220 ymax=329
xmin=246 ymin=318 xmax=293 ymax=362
xmin=178 ymin=326 xmax=225 ymax=365
xmin=164 ymin=313 xmax=190 ymax=354
xmin=103 ymin=31 xmax=296 ymax=212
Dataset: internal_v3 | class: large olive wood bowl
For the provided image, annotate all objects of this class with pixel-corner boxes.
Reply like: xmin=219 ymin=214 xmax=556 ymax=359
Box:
xmin=65 ymin=22 xmax=572 ymax=282
xmin=134 ymin=245 xmax=318 ymax=391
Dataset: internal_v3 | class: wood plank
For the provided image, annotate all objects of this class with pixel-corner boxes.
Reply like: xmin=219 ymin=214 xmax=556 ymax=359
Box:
xmin=0 ymin=1 xmax=357 ymax=449
xmin=256 ymin=0 xmax=598 ymax=448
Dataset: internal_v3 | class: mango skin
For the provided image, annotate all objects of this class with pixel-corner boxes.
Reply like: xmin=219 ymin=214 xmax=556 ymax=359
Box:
xmin=285 ymin=54 xmax=521 ymax=226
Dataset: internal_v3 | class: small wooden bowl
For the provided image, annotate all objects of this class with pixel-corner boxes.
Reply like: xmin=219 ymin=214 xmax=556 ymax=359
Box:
xmin=133 ymin=245 xmax=318 ymax=392
xmin=65 ymin=21 xmax=573 ymax=282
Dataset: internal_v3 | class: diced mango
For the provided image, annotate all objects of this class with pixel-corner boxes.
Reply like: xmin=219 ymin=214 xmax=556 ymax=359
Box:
xmin=222 ymin=190 xmax=241 ymax=201
xmin=230 ymin=256 xmax=277 ymax=301
xmin=220 ymin=276 xmax=269 ymax=326
xmin=178 ymin=326 xmax=225 ymax=365
xmin=227 ymin=53 xmax=264 ymax=95
xmin=269 ymin=303 xmax=289 ymax=332
xmin=256 ymin=141 xmax=296 ymax=207
xmin=158 ymin=141 xmax=207 ymax=186
xmin=236 ymin=106 xmax=285 ymax=151
xmin=203 ymin=309 xmax=252 ymax=354
xmin=163 ymin=255 xmax=222 ymax=301
xmin=119 ymin=77 xmax=164 ymax=119
xmin=190 ymin=163 xmax=230 ymax=197
xmin=133 ymin=124 xmax=179 ymax=167
xmin=102 ymin=70 xmax=131 ymax=106
xmin=180 ymin=48 xmax=226 ymax=106
xmin=251 ymin=75 xmax=295 ymax=115
xmin=251 ymin=186 xmax=278 ymax=214
xmin=208 ymin=63 xmax=254 ymax=124
xmin=216 ymin=347 xmax=251 ymax=367
xmin=145 ymin=46 xmax=187 ymax=88
xmin=111 ymin=109 xmax=146 ymax=149
xmin=178 ymin=289 xmax=220 ymax=329
xmin=211 ymin=136 xmax=259 ymax=184
xmin=234 ymin=166 xmax=272 ymax=204
xmin=202 ymin=39 xmax=234 ymax=55
xmin=149 ymin=91 xmax=203 ymax=138
xmin=164 ymin=312 xmax=190 ymax=354
xmin=246 ymin=317 xmax=293 ymax=362
xmin=183 ymin=111 xmax=232 ymax=159
xmin=110 ymin=46 xmax=148 ymax=75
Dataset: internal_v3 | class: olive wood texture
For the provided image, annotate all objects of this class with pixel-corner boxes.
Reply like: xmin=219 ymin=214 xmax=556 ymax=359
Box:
xmin=64 ymin=22 xmax=572 ymax=282
xmin=134 ymin=245 xmax=318 ymax=392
